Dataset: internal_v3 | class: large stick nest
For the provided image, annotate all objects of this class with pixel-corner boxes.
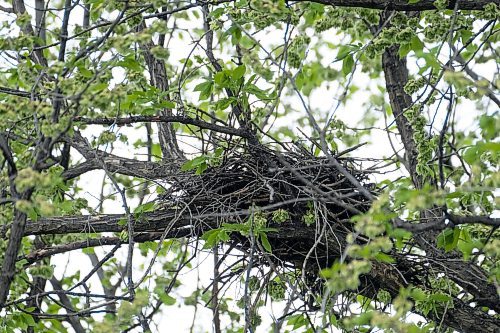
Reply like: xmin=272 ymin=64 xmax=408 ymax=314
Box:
xmin=159 ymin=146 xmax=376 ymax=269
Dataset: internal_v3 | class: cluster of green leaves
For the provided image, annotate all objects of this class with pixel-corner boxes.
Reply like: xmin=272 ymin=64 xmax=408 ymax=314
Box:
xmin=0 ymin=0 xmax=498 ymax=331
xmin=180 ymin=147 xmax=224 ymax=175
xmin=201 ymin=211 xmax=276 ymax=252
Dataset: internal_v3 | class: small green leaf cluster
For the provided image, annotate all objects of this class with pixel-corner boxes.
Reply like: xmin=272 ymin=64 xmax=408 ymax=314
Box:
xmin=201 ymin=211 xmax=276 ymax=252
xmin=314 ymin=7 xmax=377 ymax=35
xmin=271 ymin=209 xmax=289 ymax=224
xmin=15 ymin=168 xmax=50 ymax=192
xmin=95 ymin=130 xmax=117 ymax=146
xmin=376 ymin=289 xmax=391 ymax=304
xmin=194 ymin=64 xmax=248 ymax=101
xmin=404 ymin=77 xmax=427 ymax=95
xmin=412 ymin=283 xmax=454 ymax=317
xmin=444 ymin=70 xmax=492 ymax=100
xmin=474 ymin=3 xmax=500 ymax=20
xmin=406 ymin=104 xmax=438 ymax=177
xmin=302 ymin=209 xmax=316 ymax=226
xmin=133 ymin=201 xmax=156 ymax=216
xmin=295 ymin=62 xmax=340 ymax=96
xmin=12 ymin=165 xmax=87 ymax=221
xmin=268 ymin=278 xmax=286 ymax=301
xmin=0 ymin=312 xmax=36 ymax=332
xmin=321 ymin=260 xmax=372 ymax=294
xmin=248 ymin=276 xmax=260 ymax=292
xmin=352 ymin=193 xmax=394 ymax=238
xmin=287 ymin=35 xmax=311 ymax=68
xmin=348 ymin=236 xmax=394 ymax=263
xmin=393 ymin=186 xmax=445 ymax=211
xmin=27 ymin=265 xmax=54 ymax=279
xmin=230 ymin=0 xmax=295 ymax=30
xmin=181 ymin=147 xmax=224 ymax=175
xmin=118 ymin=85 xmax=176 ymax=116
xmin=421 ymin=11 xmax=473 ymax=43
xmin=94 ymin=289 xmax=150 ymax=333
xmin=242 ymin=53 xmax=274 ymax=82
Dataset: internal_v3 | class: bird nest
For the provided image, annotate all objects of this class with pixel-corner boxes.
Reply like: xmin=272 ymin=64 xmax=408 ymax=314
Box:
xmin=160 ymin=145 xmax=375 ymax=270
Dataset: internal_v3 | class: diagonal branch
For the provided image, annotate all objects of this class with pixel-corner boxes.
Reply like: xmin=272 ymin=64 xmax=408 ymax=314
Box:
xmin=61 ymin=132 xmax=182 ymax=180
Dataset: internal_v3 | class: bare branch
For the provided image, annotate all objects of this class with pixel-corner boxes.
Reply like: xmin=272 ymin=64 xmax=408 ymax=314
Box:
xmin=73 ymin=115 xmax=253 ymax=138
xmin=301 ymin=0 xmax=498 ymax=11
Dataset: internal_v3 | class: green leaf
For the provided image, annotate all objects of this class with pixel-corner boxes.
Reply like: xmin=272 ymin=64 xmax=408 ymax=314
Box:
xmin=374 ymin=252 xmax=395 ymax=263
xmin=89 ymin=82 xmax=109 ymax=92
xmin=193 ymin=81 xmax=213 ymax=100
xmin=118 ymin=56 xmax=142 ymax=71
xmin=214 ymin=71 xmax=229 ymax=86
xmin=218 ymin=230 xmax=230 ymax=242
xmin=342 ymin=54 xmax=354 ymax=77
xmin=214 ymin=97 xmax=234 ymax=111
xmin=201 ymin=229 xmax=222 ymax=249
xmin=411 ymin=288 xmax=427 ymax=301
xmin=437 ymin=228 xmax=460 ymax=252
xmin=399 ymin=43 xmax=412 ymax=57
xmin=259 ymin=233 xmax=272 ymax=252
xmin=157 ymin=100 xmax=176 ymax=109
xmin=446 ymin=191 xmax=463 ymax=199
xmin=159 ymin=293 xmax=176 ymax=305
xmin=181 ymin=155 xmax=208 ymax=172
xmin=195 ymin=162 xmax=208 ymax=175
xmin=288 ymin=314 xmax=307 ymax=330
xmin=335 ymin=44 xmax=358 ymax=61
xmin=134 ymin=202 xmax=156 ymax=214
xmin=463 ymin=147 xmax=478 ymax=165
xmin=429 ymin=293 xmax=452 ymax=302
xmin=296 ymin=71 xmax=304 ymax=90
xmin=244 ymin=83 xmax=270 ymax=100
xmin=232 ymin=65 xmax=246 ymax=80
xmin=411 ymin=36 xmax=424 ymax=52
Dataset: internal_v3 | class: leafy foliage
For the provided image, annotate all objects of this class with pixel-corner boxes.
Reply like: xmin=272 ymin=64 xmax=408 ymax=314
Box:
xmin=0 ymin=0 xmax=498 ymax=332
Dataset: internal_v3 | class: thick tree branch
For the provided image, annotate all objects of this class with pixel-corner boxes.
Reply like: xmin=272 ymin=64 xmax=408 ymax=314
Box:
xmin=73 ymin=115 xmax=252 ymax=138
xmin=22 ymin=234 xmax=164 ymax=264
xmin=0 ymin=86 xmax=32 ymax=98
xmin=6 ymin=209 xmax=499 ymax=332
xmin=137 ymin=21 xmax=185 ymax=161
xmin=395 ymin=214 xmax=500 ymax=232
xmin=305 ymin=0 xmax=498 ymax=11
xmin=382 ymin=44 xmax=421 ymax=187
xmin=61 ymin=132 xmax=182 ymax=180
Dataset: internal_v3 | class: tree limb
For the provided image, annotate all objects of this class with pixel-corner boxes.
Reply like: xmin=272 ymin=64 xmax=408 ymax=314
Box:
xmin=73 ymin=115 xmax=252 ymax=138
xmin=303 ymin=0 xmax=498 ymax=11
xmin=394 ymin=214 xmax=500 ymax=232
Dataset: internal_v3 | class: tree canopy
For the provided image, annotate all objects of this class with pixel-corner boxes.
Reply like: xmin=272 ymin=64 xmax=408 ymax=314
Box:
xmin=0 ymin=0 xmax=499 ymax=332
